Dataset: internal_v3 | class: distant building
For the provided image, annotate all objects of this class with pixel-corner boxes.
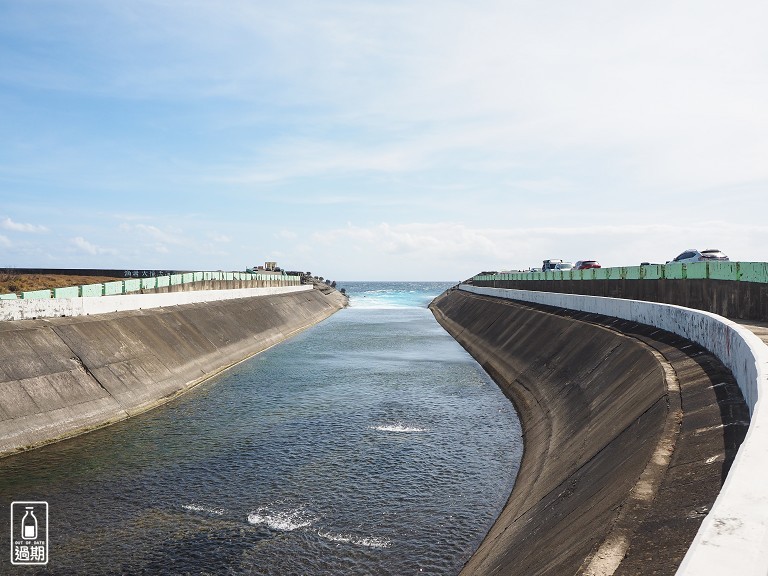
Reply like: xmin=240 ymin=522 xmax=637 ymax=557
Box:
xmin=252 ymin=261 xmax=283 ymax=276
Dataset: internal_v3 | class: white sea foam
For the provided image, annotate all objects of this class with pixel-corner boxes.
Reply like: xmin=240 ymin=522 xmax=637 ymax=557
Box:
xmin=247 ymin=506 xmax=316 ymax=531
xmin=370 ymin=424 xmax=428 ymax=433
xmin=182 ymin=503 xmax=225 ymax=515
xmin=318 ymin=530 xmax=392 ymax=549
xmin=349 ymin=299 xmax=414 ymax=310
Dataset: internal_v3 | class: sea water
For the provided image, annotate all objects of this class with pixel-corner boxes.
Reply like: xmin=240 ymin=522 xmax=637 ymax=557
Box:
xmin=0 ymin=281 xmax=522 ymax=575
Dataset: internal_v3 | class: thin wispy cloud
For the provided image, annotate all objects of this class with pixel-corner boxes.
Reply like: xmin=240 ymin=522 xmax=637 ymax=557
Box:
xmin=0 ymin=0 xmax=765 ymax=278
xmin=1 ymin=217 xmax=48 ymax=233
xmin=71 ymin=236 xmax=115 ymax=256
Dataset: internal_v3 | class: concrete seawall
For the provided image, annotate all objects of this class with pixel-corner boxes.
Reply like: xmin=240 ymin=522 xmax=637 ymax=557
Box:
xmin=0 ymin=287 xmax=346 ymax=457
xmin=430 ymin=287 xmax=748 ymax=575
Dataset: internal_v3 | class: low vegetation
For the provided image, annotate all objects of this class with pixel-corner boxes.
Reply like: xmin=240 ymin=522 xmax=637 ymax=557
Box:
xmin=0 ymin=272 xmax=119 ymax=295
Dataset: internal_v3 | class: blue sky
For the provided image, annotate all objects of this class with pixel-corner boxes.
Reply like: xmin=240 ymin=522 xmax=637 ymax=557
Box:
xmin=1 ymin=1 xmax=766 ymax=281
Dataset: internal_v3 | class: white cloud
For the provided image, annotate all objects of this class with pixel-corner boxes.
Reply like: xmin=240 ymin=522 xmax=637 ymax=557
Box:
xmin=0 ymin=234 xmax=11 ymax=247
xmin=71 ymin=236 xmax=115 ymax=255
xmin=310 ymin=219 xmax=767 ymax=280
xmin=119 ymin=222 xmax=190 ymax=250
xmin=1 ymin=217 xmax=48 ymax=233
xmin=1 ymin=2 xmax=766 ymax=278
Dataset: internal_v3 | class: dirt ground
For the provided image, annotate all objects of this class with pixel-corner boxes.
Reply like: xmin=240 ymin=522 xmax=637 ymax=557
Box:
xmin=0 ymin=273 xmax=120 ymax=295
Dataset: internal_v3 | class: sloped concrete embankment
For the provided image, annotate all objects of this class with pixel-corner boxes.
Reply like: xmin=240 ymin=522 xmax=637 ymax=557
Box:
xmin=430 ymin=288 xmax=747 ymax=575
xmin=457 ymin=285 xmax=761 ymax=576
xmin=431 ymin=288 xmax=667 ymax=575
xmin=0 ymin=288 xmax=346 ymax=457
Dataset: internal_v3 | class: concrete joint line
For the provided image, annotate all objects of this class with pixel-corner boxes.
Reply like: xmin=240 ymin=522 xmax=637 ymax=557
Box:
xmin=51 ymin=326 xmax=128 ymax=415
xmin=581 ymin=340 xmax=683 ymax=576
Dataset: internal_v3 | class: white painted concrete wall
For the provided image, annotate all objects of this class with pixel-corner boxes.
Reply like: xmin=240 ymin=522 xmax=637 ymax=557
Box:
xmin=0 ymin=285 xmax=312 ymax=321
xmin=461 ymin=285 xmax=768 ymax=576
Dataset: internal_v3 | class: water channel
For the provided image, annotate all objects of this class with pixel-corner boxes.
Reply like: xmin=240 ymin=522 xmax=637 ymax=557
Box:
xmin=0 ymin=281 xmax=523 ymax=575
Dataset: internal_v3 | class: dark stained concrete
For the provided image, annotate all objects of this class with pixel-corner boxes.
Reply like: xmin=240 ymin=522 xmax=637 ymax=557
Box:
xmin=470 ymin=278 xmax=768 ymax=322
xmin=0 ymin=287 xmax=347 ymax=457
xmin=430 ymin=289 xmax=748 ymax=576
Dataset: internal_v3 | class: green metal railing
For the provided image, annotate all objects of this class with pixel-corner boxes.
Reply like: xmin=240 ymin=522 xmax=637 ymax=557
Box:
xmin=473 ymin=261 xmax=768 ymax=283
xmin=1 ymin=271 xmax=301 ymax=301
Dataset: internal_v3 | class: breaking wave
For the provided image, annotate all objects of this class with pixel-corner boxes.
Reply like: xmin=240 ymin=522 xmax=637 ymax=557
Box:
xmin=370 ymin=423 xmax=428 ymax=433
xmin=182 ymin=503 xmax=225 ymax=515
xmin=317 ymin=530 xmax=392 ymax=549
xmin=247 ymin=505 xmax=318 ymax=532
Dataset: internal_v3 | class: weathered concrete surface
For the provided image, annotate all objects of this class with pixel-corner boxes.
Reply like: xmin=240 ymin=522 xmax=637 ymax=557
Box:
xmin=0 ymin=287 xmax=346 ymax=457
xmin=470 ymin=278 xmax=768 ymax=322
xmin=430 ymin=289 xmax=747 ymax=575
xmin=0 ymin=284 xmax=312 ymax=321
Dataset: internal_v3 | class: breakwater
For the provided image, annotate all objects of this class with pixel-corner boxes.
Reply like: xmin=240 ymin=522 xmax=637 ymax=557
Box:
xmin=430 ymin=287 xmax=748 ymax=575
xmin=0 ymin=287 xmax=346 ymax=457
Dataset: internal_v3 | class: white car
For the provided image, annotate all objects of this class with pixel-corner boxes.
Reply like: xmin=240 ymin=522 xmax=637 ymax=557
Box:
xmin=554 ymin=262 xmax=573 ymax=270
xmin=669 ymin=249 xmax=729 ymax=264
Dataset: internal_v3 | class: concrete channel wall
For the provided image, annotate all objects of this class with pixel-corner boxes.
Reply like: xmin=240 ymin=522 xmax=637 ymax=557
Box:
xmin=458 ymin=285 xmax=768 ymax=576
xmin=431 ymin=289 xmax=670 ymax=575
xmin=0 ymin=285 xmax=311 ymax=321
xmin=0 ymin=287 xmax=347 ymax=458
xmin=471 ymin=261 xmax=768 ymax=321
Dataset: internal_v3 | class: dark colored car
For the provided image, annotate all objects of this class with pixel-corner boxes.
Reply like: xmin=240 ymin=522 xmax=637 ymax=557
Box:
xmin=574 ymin=260 xmax=601 ymax=270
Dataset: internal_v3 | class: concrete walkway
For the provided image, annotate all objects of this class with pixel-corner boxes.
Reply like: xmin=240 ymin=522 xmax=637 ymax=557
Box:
xmin=737 ymin=320 xmax=768 ymax=347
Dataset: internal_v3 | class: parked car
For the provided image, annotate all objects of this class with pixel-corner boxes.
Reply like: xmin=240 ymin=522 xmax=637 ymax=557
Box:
xmin=574 ymin=260 xmax=601 ymax=270
xmin=668 ymin=249 xmax=729 ymax=264
xmin=542 ymin=259 xmax=563 ymax=271
xmin=554 ymin=262 xmax=573 ymax=270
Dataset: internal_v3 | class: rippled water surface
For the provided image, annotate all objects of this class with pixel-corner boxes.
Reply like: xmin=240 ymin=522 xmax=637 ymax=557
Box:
xmin=0 ymin=282 xmax=522 ymax=575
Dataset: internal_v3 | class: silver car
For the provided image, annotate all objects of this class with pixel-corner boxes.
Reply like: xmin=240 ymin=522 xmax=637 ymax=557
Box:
xmin=669 ymin=249 xmax=729 ymax=264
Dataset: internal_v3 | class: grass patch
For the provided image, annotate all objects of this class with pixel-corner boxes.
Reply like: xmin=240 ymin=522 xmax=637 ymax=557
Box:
xmin=0 ymin=274 xmax=119 ymax=295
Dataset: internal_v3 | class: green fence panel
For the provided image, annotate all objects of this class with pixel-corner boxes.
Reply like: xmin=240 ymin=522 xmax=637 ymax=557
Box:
xmin=103 ymin=281 xmax=123 ymax=296
xmin=80 ymin=283 xmax=104 ymax=297
xmin=708 ymin=261 xmax=738 ymax=281
xmin=686 ymin=262 xmax=708 ymax=279
xmin=224 ymin=272 xmax=234 ymax=281
xmin=170 ymin=274 xmax=183 ymax=285
xmin=21 ymin=289 xmax=52 ymax=300
xmin=0 ymin=293 xmax=18 ymax=300
xmin=642 ymin=264 xmax=664 ymax=280
xmin=124 ymin=279 xmax=142 ymax=293
xmin=53 ymin=286 xmax=79 ymax=298
xmin=141 ymin=277 xmax=157 ymax=290
xmin=156 ymin=276 xmax=170 ymax=288
xmin=194 ymin=272 xmax=204 ymax=282
xmin=665 ymin=262 xmax=686 ymax=280
xmin=739 ymin=262 xmax=768 ymax=283
xmin=182 ymin=273 xmax=194 ymax=284
xmin=624 ymin=266 xmax=643 ymax=280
